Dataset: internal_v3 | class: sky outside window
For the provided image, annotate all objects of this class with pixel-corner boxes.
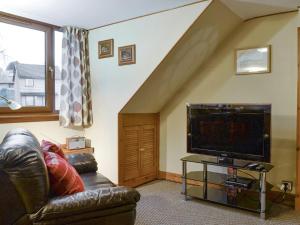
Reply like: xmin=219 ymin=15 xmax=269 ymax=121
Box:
xmin=0 ymin=22 xmax=45 ymax=69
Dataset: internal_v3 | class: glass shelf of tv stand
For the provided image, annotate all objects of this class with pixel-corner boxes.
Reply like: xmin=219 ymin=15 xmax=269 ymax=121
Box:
xmin=185 ymin=171 xmax=273 ymax=193
xmin=181 ymin=154 xmax=273 ymax=172
xmin=185 ymin=185 xmax=272 ymax=214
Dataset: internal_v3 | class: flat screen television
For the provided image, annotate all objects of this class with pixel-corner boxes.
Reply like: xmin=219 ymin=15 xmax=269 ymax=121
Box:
xmin=187 ymin=104 xmax=271 ymax=162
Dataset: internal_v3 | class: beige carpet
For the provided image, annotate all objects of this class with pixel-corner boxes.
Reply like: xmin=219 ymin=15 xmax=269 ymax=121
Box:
xmin=135 ymin=180 xmax=300 ymax=225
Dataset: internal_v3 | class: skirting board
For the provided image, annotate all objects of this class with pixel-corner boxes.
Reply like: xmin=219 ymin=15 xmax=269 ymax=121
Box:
xmin=158 ymin=171 xmax=295 ymax=207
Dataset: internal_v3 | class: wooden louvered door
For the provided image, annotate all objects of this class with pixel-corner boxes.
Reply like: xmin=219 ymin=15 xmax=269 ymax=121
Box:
xmin=119 ymin=114 xmax=159 ymax=187
xmin=123 ymin=126 xmax=140 ymax=182
xmin=139 ymin=125 xmax=156 ymax=177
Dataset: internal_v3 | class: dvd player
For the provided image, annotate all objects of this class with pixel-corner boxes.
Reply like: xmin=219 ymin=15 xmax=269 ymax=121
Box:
xmin=224 ymin=177 xmax=254 ymax=189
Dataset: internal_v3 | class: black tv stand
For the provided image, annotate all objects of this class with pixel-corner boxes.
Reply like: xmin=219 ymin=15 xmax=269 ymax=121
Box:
xmin=181 ymin=154 xmax=273 ymax=219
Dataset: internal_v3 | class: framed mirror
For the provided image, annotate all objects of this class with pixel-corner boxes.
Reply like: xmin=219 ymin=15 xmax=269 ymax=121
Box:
xmin=235 ymin=45 xmax=271 ymax=75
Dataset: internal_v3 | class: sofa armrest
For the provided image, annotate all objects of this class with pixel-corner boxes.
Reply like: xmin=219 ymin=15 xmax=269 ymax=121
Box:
xmin=31 ymin=186 xmax=140 ymax=222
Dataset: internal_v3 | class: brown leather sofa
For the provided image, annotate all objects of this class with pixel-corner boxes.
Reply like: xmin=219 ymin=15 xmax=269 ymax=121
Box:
xmin=0 ymin=129 xmax=140 ymax=225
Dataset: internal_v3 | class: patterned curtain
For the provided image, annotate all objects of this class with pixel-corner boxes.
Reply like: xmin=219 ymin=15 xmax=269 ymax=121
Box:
xmin=59 ymin=27 xmax=93 ymax=128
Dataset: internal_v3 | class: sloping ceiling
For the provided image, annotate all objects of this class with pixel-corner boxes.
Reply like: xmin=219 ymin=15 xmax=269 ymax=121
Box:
xmin=221 ymin=0 xmax=300 ymax=19
xmin=121 ymin=0 xmax=242 ymax=113
xmin=0 ymin=0 xmax=299 ymax=29
xmin=0 ymin=0 xmax=201 ymax=29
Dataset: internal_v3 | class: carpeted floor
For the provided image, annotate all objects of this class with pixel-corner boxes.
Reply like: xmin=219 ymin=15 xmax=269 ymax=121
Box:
xmin=135 ymin=181 xmax=300 ymax=225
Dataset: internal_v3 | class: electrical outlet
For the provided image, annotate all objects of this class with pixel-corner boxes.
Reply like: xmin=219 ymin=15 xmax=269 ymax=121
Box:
xmin=281 ymin=181 xmax=293 ymax=192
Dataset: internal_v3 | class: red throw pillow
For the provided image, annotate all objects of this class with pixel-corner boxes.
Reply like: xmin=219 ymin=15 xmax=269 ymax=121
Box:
xmin=41 ymin=140 xmax=66 ymax=159
xmin=43 ymin=151 xmax=84 ymax=196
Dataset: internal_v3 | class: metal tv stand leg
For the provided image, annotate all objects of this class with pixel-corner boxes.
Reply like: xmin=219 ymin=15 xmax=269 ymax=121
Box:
xmin=260 ymin=171 xmax=266 ymax=219
xmin=203 ymin=163 xmax=207 ymax=199
xmin=182 ymin=161 xmax=187 ymax=200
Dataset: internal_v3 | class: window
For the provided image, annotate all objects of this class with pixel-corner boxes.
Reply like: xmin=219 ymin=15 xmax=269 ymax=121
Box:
xmin=25 ymin=79 xmax=34 ymax=87
xmin=21 ymin=94 xmax=45 ymax=107
xmin=0 ymin=13 xmax=61 ymax=121
xmin=25 ymin=96 xmax=34 ymax=106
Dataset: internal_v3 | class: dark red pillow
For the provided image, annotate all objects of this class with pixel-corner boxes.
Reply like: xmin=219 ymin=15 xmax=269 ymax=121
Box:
xmin=43 ymin=151 xmax=84 ymax=196
xmin=41 ymin=140 xmax=65 ymax=159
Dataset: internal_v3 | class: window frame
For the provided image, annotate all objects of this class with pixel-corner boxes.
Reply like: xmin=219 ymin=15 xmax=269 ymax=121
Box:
xmin=0 ymin=12 xmax=61 ymax=122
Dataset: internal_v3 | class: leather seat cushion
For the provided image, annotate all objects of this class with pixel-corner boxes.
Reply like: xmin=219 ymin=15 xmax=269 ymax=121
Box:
xmin=66 ymin=153 xmax=98 ymax=174
xmin=31 ymin=186 xmax=140 ymax=223
xmin=81 ymin=172 xmax=115 ymax=190
xmin=32 ymin=205 xmax=136 ymax=225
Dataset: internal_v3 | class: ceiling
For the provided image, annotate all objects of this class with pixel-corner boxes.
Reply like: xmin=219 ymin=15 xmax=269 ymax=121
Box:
xmin=0 ymin=0 xmax=201 ymax=29
xmin=221 ymin=0 xmax=300 ymax=19
xmin=0 ymin=0 xmax=299 ymax=29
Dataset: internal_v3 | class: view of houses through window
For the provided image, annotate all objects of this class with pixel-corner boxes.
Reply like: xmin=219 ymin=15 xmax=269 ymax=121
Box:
xmin=0 ymin=21 xmax=62 ymax=111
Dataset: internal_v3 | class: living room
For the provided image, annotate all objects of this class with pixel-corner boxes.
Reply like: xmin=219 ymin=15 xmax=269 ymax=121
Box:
xmin=1 ymin=0 xmax=300 ymax=224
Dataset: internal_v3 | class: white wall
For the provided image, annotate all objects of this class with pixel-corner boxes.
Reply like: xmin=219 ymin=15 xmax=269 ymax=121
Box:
xmin=160 ymin=12 xmax=299 ymax=191
xmin=0 ymin=121 xmax=83 ymax=143
xmin=86 ymin=1 xmax=211 ymax=183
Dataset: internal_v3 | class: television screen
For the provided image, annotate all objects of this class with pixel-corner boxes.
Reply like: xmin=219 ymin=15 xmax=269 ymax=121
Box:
xmin=187 ymin=104 xmax=271 ymax=162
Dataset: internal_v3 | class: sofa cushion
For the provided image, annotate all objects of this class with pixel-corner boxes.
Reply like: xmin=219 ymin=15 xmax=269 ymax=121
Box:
xmin=43 ymin=151 xmax=84 ymax=196
xmin=32 ymin=205 xmax=137 ymax=225
xmin=66 ymin=153 xmax=98 ymax=174
xmin=81 ymin=172 xmax=115 ymax=190
xmin=31 ymin=187 xmax=140 ymax=223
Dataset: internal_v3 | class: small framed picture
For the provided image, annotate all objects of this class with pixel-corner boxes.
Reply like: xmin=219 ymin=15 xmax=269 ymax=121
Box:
xmin=98 ymin=39 xmax=114 ymax=59
xmin=118 ymin=44 xmax=136 ymax=66
xmin=235 ymin=45 xmax=271 ymax=75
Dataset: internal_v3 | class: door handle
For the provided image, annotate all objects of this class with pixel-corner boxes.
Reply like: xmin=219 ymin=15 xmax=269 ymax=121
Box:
xmin=139 ymin=148 xmax=145 ymax=152
xmin=48 ymin=66 xmax=54 ymax=79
